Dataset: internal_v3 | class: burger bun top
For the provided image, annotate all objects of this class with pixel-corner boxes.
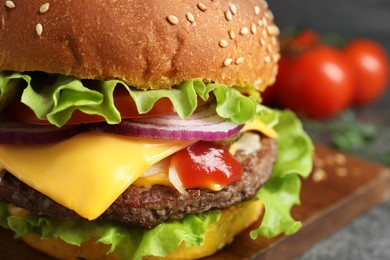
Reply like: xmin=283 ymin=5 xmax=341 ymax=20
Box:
xmin=0 ymin=0 xmax=280 ymax=90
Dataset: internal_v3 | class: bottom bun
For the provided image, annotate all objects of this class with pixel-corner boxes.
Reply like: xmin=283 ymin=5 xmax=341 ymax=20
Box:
xmin=22 ymin=200 xmax=263 ymax=260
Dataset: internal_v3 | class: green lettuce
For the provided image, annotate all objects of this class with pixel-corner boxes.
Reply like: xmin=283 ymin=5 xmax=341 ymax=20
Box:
xmin=0 ymin=203 xmax=219 ymax=259
xmin=0 ymin=72 xmax=257 ymax=127
xmin=0 ymin=108 xmax=313 ymax=259
xmin=252 ymin=110 xmax=313 ymax=238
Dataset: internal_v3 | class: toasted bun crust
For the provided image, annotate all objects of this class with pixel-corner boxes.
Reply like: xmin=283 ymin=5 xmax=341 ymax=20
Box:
xmin=0 ymin=0 xmax=279 ymax=90
xmin=22 ymin=200 xmax=263 ymax=260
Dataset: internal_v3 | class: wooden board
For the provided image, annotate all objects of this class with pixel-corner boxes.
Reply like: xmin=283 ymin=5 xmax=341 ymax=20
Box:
xmin=205 ymin=145 xmax=390 ymax=260
xmin=0 ymin=145 xmax=389 ymax=259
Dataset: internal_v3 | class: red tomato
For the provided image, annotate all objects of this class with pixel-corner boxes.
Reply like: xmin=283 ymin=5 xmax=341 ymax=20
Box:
xmin=344 ymin=39 xmax=390 ymax=106
xmin=262 ymin=30 xmax=320 ymax=107
xmin=170 ymin=142 xmax=243 ymax=190
xmin=279 ymin=46 xmax=355 ymax=119
xmin=10 ymin=87 xmax=176 ymax=125
xmin=283 ymin=29 xmax=320 ymax=54
xmin=261 ymin=56 xmax=291 ymax=106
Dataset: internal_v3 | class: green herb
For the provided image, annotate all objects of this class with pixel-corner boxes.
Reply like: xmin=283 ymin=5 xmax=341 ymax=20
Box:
xmin=304 ymin=110 xmax=378 ymax=152
xmin=384 ymin=149 xmax=390 ymax=166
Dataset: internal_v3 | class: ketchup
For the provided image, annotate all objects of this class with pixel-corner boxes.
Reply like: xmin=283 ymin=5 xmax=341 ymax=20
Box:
xmin=170 ymin=142 xmax=243 ymax=190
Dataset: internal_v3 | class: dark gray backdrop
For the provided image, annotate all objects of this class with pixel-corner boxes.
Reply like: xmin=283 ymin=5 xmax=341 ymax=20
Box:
xmin=269 ymin=0 xmax=390 ymax=46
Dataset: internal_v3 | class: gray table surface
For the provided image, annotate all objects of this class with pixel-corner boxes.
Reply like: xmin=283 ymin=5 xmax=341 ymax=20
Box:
xmin=268 ymin=1 xmax=390 ymax=259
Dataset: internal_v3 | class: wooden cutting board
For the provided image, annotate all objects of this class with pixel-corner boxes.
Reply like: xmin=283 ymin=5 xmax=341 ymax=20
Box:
xmin=0 ymin=145 xmax=389 ymax=259
xmin=206 ymin=145 xmax=390 ymax=260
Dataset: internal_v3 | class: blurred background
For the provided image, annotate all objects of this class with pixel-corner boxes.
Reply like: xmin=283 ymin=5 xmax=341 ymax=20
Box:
xmin=270 ymin=0 xmax=390 ymax=45
xmin=267 ymin=1 xmax=390 ymax=259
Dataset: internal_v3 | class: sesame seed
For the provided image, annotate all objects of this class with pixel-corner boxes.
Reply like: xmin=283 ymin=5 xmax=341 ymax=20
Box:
xmin=36 ymin=23 xmax=43 ymax=36
xmin=268 ymin=25 xmax=280 ymax=36
xmin=5 ymin=1 xmax=15 ymax=9
xmin=225 ymin=10 xmax=232 ymax=21
xmin=218 ymin=242 xmax=226 ymax=250
xmin=254 ymin=6 xmax=261 ymax=15
xmin=264 ymin=56 xmax=271 ymax=63
xmin=269 ymin=74 xmax=277 ymax=86
xmin=262 ymin=17 xmax=268 ymax=26
xmin=262 ymin=28 xmax=268 ymax=37
xmin=224 ymin=58 xmax=233 ymax=66
xmin=267 ymin=45 xmax=273 ymax=53
xmin=259 ymin=38 xmax=266 ymax=46
xmin=235 ymin=57 xmax=244 ymax=64
xmin=219 ymin=39 xmax=228 ymax=48
xmin=39 ymin=3 xmax=50 ymax=14
xmin=197 ymin=3 xmax=207 ymax=12
xmin=253 ymin=79 xmax=263 ymax=87
xmin=186 ymin=12 xmax=195 ymax=23
xmin=257 ymin=19 xmax=263 ymax=27
xmin=230 ymin=4 xmax=237 ymax=15
xmin=228 ymin=29 xmax=236 ymax=40
xmin=239 ymin=27 xmax=249 ymax=35
xmin=267 ymin=25 xmax=274 ymax=35
xmin=261 ymin=0 xmax=269 ymax=9
xmin=167 ymin=15 xmax=179 ymax=25
xmin=272 ymin=53 xmax=281 ymax=62
xmin=265 ymin=10 xmax=274 ymax=20
xmin=250 ymin=23 xmax=257 ymax=34
xmin=271 ymin=37 xmax=278 ymax=46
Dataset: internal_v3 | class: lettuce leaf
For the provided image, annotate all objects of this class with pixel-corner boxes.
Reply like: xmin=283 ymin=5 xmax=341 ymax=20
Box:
xmin=0 ymin=202 xmax=219 ymax=259
xmin=251 ymin=110 xmax=314 ymax=238
xmin=0 ymin=108 xmax=313 ymax=259
xmin=0 ymin=72 xmax=257 ymax=127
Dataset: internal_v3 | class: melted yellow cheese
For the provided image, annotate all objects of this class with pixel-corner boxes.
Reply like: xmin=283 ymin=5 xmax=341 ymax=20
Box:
xmin=241 ymin=119 xmax=278 ymax=138
xmin=0 ymin=132 xmax=195 ymax=220
xmin=134 ymin=172 xmax=173 ymax=188
xmin=0 ymin=119 xmax=275 ymax=220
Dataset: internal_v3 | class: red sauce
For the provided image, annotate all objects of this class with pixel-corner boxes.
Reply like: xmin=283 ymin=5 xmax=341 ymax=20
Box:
xmin=170 ymin=142 xmax=243 ymax=190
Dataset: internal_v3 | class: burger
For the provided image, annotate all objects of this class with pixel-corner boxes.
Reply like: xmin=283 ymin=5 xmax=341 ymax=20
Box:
xmin=0 ymin=0 xmax=313 ymax=259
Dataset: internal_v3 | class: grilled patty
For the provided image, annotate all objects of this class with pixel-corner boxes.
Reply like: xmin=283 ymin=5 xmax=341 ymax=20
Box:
xmin=0 ymin=135 xmax=277 ymax=229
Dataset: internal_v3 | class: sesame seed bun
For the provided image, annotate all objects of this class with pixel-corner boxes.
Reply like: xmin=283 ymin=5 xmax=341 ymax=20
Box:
xmin=22 ymin=200 xmax=263 ymax=259
xmin=0 ymin=0 xmax=279 ymax=90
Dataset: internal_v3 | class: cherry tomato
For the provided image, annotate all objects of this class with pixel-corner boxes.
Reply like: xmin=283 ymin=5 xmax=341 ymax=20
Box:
xmin=262 ymin=30 xmax=320 ymax=107
xmin=282 ymin=29 xmax=320 ymax=54
xmin=170 ymin=142 xmax=243 ymax=190
xmin=344 ymin=39 xmax=390 ymax=106
xmin=279 ymin=46 xmax=355 ymax=119
xmin=261 ymin=56 xmax=290 ymax=106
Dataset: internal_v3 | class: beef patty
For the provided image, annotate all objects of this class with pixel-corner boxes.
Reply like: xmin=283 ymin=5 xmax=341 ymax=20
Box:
xmin=0 ymin=135 xmax=277 ymax=229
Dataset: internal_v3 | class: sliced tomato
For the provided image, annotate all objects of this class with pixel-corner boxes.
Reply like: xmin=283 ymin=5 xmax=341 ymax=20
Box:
xmin=170 ymin=142 xmax=243 ymax=190
xmin=111 ymin=87 xmax=176 ymax=119
xmin=9 ymin=87 xmax=209 ymax=125
xmin=9 ymin=102 xmax=105 ymax=125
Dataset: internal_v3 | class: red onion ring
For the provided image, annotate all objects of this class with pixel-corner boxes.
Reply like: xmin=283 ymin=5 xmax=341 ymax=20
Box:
xmin=0 ymin=121 xmax=84 ymax=144
xmin=87 ymin=106 xmax=243 ymax=141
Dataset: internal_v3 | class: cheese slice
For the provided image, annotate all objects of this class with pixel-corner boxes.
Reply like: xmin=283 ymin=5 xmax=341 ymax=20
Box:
xmin=0 ymin=119 xmax=276 ymax=220
xmin=0 ymin=132 xmax=195 ymax=220
xmin=241 ymin=119 xmax=278 ymax=138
